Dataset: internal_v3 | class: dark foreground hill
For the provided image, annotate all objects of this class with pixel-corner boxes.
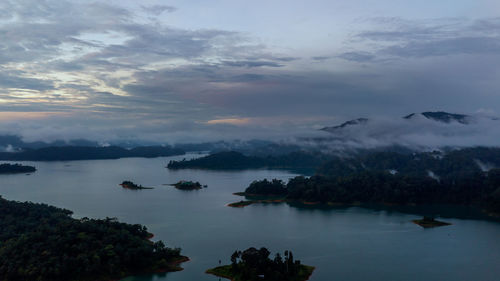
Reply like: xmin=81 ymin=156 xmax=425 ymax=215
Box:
xmin=0 ymin=197 xmax=187 ymax=281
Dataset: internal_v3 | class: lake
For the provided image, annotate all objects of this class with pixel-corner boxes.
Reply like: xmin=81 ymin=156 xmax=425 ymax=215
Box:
xmin=1 ymin=154 xmax=499 ymax=281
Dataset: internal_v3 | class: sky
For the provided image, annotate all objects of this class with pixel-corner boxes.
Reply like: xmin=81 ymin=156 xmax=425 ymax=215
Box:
xmin=0 ymin=0 xmax=499 ymax=143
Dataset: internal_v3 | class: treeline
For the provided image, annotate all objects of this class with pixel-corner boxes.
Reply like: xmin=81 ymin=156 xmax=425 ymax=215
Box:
xmin=0 ymin=146 xmax=185 ymax=161
xmin=167 ymin=151 xmax=327 ymax=171
xmin=0 ymin=163 xmax=36 ymax=174
xmin=242 ymin=147 xmax=500 ymax=214
xmin=0 ymin=197 xmax=185 ymax=281
xmin=207 ymin=247 xmax=314 ymax=281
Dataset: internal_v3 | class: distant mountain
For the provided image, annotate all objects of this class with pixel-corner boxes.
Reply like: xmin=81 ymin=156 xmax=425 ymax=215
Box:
xmin=404 ymin=111 xmax=470 ymax=124
xmin=321 ymin=118 xmax=369 ymax=132
xmin=0 ymin=135 xmax=99 ymax=151
xmin=0 ymin=146 xmax=185 ymax=161
xmin=322 ymin=111 xmax=477 ymax=133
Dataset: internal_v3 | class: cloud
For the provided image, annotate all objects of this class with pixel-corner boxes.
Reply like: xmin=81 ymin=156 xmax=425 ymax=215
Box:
xmin=353 ymin=17 xmax=500 ymax=59
xmin=299 ymin=114 xmax=500 ymax=152
xmin=337 ymin=51 xmax=374 ymax=62
xmin=1 ymin=2 xmax=500 ymax=145
xmin=141 ymin=5 xmax=177 ymax=15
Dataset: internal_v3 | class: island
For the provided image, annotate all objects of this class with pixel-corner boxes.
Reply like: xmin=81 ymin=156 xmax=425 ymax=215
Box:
xmin=0 ymin=196 xmax=188 ymax=281
xmin=206 ymin=247 xmax=314 ymax=281
xmin=0 ymin=163 xmax=36 ymax=174
xmin=412 ymin=216 xmax=451 ymax=228
xmin=168 ymin=180 xmax=205 ymax=190
xmin=120 ymin=180 xmax=154 ymax=190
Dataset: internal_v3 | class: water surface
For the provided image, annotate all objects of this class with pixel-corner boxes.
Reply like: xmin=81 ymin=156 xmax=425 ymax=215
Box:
xmin=1 ymin=154 xmax=499 ymax=281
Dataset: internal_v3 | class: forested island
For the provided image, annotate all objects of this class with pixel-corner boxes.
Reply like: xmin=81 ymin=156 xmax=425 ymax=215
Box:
xmin=0 ymin=196 xmax=187 ymax=281
xmin=167 ymin=151 xmax=326 ymax=171
xmin=169 ymin=181 xmax=204 ymax=190
xmin=229 ymin=147 xmax=500 ymax=216
xmin=413 ymin=217 xmax=451 ymax=228
xmin=120 ymin=181 xmax=153 ymax=190
xmin=206 ymin=247 xmax=314 ymax=281
xmin=0 ymin=146 xmax=185 ymax=161
xmin=0 ymin=163 xmax=36 ymax=174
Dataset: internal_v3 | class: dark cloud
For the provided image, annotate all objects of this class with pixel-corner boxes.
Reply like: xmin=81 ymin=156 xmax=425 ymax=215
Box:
xmin=337 ymin=51 xmax=374 ymax=62
xmin=382 ymin=37 xmax=500 ymax=58
xmin=141 ymin=5 xmax=177 ymax=15
xmin=0 ymin=71 xmax=54 ymax=91
xmin=312 ymin=56 xmax=331 ymax=61
xmin=354 ymin=17 xmax=500 ymax=59
xmin=222 ymin=60 xmax=283 ymax=68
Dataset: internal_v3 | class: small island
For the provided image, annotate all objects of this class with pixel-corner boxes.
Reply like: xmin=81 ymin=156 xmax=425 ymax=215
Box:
xmin=228 ymin=179 xmax=288 ymax=208
xmin=169 ymin=180 xmax=205 ymax=190
xmin=412 ymin=216 xmax=451 ymax=228
xmin=120 ymin=180 xmax=153 ymax=190
xmin=206 ymin=247 xmax=314 ymax=281
xmin=0 ymin=163 xmax=36 ymax=174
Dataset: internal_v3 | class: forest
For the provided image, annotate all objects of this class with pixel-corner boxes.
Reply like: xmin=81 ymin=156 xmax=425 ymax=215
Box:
xmin=240 ymin=147 xmax=500 ymax=214
xmin=206 ymin=247 xmax=314 ymax=281
xmin=167 ymin=151 xmax=327 ymax=171
xmin=0 ymin=197 xmax=186 ymax=281
xmin=0 ymin=163 xmax=36 ymax=174
xmin=0 ymin=146 xmax=185 ymax=161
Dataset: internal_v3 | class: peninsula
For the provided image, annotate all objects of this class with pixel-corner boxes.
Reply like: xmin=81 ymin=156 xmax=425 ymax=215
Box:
xmin=0 ymin=196 xmax=188 ymax=281
xmin=0 ymin=163 xmax=36 ymax=174
xmin=206 ymin=247 xmax=314 ymax=281
xmin=227 ymin=148 xmax=500 ymax=217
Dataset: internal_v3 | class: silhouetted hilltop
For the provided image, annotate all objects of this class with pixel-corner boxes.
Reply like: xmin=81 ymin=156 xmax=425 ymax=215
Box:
xmin=322 ymin=111 xmax=477 ymax=133
xmin=167 ymin=151 xmax=327 ymax=171
xmin=404 ymin=111 xmax=470 ymax=124
xmin=0 ymin=146 xmax=185 ymax=161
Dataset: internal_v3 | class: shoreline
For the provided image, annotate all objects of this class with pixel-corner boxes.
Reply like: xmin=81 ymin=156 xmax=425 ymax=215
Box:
xmin=110 ymin=256 xmax=190 ymax=281
xmin=226 ymin=196 xmax=500 ymax=219
xmin=206 ymin=264 xmax=315 ymax=281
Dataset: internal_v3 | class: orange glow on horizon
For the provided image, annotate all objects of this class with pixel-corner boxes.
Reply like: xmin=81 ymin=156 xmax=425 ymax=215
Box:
xmin=0 ymin=112 xmax=70 ymax=121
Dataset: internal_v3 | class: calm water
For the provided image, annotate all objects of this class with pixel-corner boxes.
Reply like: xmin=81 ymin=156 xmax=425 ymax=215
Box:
xmin=1 ymin=154 xmax=499 ymax=281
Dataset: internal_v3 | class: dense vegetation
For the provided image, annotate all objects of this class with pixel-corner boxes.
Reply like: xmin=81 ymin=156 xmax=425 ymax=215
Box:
xmin=172 ymin=181 xmax=203 ymax=190
xmin=0 ymin=197 xmax=186 ymax=281
xmin=206 ymin=247 xmax=314 ymax=281
xmin=239 ymin=148 xmax=500 ymax=214
xmin=120 ymin=181 xmax=153 ymax=190
xmin=0 ymin=146 xmax=185 ymax=161
xmin=0 ymin=163 xmax=36 ymax=174
xmin=167 ymin=151 xmax=327 ymax=171
xmin=244 ymin=179 xmax=287 ymax=195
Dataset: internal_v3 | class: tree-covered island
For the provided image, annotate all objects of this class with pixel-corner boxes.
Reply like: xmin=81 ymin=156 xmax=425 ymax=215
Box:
xmin=413 ymin=216 xmax=451 ymax=228
xmin=120 ymin=180 xmax=154 ymax=190
xmin=0 ymin=196 xmax=188 ymax=281
xmin=168 ymin=180 xmax=205 ymax=190
xmin=206 ymin=247 xmax=314 ymax=281
xmin=0 ymin=163 xmax=36 ymax=174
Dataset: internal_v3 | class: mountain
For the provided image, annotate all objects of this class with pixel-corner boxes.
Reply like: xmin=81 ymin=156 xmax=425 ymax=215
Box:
xmin=404 ymin=111 xmax=470 ymax=124
xmin=322 ymin=111 xmax=475 ymax=133
xmin=321 ymin=118 xmax=369 ymax=132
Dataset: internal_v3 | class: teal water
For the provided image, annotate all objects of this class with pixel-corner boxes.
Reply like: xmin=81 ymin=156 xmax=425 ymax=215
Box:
xmin=0 ymin=154 xmax=499 ymax=281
